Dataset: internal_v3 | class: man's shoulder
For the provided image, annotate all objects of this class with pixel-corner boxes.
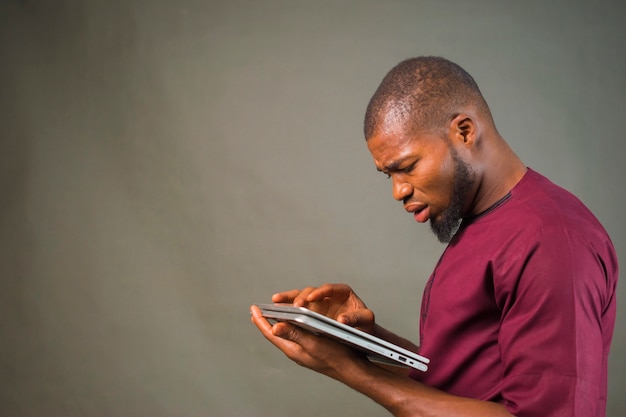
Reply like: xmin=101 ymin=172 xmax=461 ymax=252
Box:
xmin=454 ymin=169 xmax=611 ymax=257
xmin=490 ymin=168 xmax=601 ymax=233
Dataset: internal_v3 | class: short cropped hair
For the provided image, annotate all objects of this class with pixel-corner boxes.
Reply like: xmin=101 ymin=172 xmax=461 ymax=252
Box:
xmin=364 ymin=56 xmax=492 ymax=139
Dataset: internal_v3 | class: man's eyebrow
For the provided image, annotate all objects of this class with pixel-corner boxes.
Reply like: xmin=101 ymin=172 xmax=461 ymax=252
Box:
xmin=377 ymin=159 xmax=406 ymax=173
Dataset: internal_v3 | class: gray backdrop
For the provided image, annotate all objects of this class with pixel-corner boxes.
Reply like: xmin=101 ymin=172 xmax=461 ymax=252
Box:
xmin=1 ymin=1 xmax=624 ymax=416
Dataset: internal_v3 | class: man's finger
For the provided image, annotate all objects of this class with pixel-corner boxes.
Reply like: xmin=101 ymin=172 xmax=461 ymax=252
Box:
xmin=292 ymin=287 xmax=317 ymax=307
xmin=271 ymin=289 xmax=301 ymax=303
xmin=251 ymin=306 xmax=301 ymax=351
xmin=271 ymin=322 xmax=300 ymax=341
xmin=339 ymin=309 xmax=375 ymax=330
xmin=307 ymin=283 xmax=352 ymax=302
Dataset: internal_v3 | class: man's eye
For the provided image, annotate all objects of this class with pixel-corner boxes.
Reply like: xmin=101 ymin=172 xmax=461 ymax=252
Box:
xmin=402 ymin=163 xmax=416 ymax=173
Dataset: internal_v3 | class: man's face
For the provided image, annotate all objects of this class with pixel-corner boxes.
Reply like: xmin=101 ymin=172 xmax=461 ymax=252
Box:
xmin=367 ymin=125 xmax=476 ymax=243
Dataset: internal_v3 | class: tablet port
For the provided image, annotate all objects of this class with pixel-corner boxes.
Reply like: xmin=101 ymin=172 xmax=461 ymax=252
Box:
xmin=398 ymin=355 xmax=407 ymax=362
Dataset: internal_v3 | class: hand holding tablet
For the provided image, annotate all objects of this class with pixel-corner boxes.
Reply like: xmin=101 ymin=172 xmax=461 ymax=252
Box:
xmin=256 ymin=303 xmax=429 ymax=372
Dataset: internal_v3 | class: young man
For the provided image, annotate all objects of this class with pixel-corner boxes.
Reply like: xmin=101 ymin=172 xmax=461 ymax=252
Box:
xmin=250 ymin=56 xmax=618 ymax=417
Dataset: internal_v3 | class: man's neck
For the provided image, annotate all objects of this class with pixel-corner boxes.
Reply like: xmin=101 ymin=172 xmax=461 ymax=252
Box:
xmin=470 ymin=138 xmax=527 ymax=217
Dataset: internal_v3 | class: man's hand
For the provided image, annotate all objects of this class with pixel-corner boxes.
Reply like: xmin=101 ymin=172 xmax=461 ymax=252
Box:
xmin=250 ymin=304 xmax=366 ymax=378
xmin=271 ymin=283 xmax=376 ymax=334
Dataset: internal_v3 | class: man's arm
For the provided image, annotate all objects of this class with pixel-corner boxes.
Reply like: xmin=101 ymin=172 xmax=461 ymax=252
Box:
xmin=250 ymin=305 xmax=514 ymax=417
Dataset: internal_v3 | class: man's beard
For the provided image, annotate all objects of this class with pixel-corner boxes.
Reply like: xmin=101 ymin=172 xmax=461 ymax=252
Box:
xmin=430 ymin=150 xmax=475 ymax=243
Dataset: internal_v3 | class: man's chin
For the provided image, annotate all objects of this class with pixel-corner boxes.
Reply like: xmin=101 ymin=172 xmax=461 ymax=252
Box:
xmin=430 ymin=216 xmax=462 ymax=244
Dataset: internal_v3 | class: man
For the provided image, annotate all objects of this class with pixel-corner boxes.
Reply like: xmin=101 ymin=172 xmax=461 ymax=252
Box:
xmin=250 ymin=56 xmax=618 ymax=417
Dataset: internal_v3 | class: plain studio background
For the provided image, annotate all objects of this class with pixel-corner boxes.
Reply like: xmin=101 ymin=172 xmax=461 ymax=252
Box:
xmin=0 ymin=1 xmax=624 ymax=416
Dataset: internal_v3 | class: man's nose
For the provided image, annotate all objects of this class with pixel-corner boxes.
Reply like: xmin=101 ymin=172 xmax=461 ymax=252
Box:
xmin=392 ymin=178 xmax=412 ymax=201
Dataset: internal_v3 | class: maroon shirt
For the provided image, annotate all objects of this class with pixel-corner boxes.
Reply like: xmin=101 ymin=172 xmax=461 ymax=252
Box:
xmin=409 ymin=169 xmax=618 ymax=417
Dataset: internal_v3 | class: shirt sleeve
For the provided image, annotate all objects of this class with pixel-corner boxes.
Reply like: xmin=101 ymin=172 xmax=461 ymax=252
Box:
xmin=494 ymin=225 xmax=610 ymax=417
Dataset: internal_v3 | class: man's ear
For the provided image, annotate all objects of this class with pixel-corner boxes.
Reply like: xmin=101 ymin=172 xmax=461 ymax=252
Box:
xmin=449 ymin=113 xmax=476 ymax=146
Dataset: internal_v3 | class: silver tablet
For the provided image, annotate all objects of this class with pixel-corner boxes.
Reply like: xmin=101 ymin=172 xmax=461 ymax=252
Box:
xmin=256 ymin=303 xmax=429 ymax=372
